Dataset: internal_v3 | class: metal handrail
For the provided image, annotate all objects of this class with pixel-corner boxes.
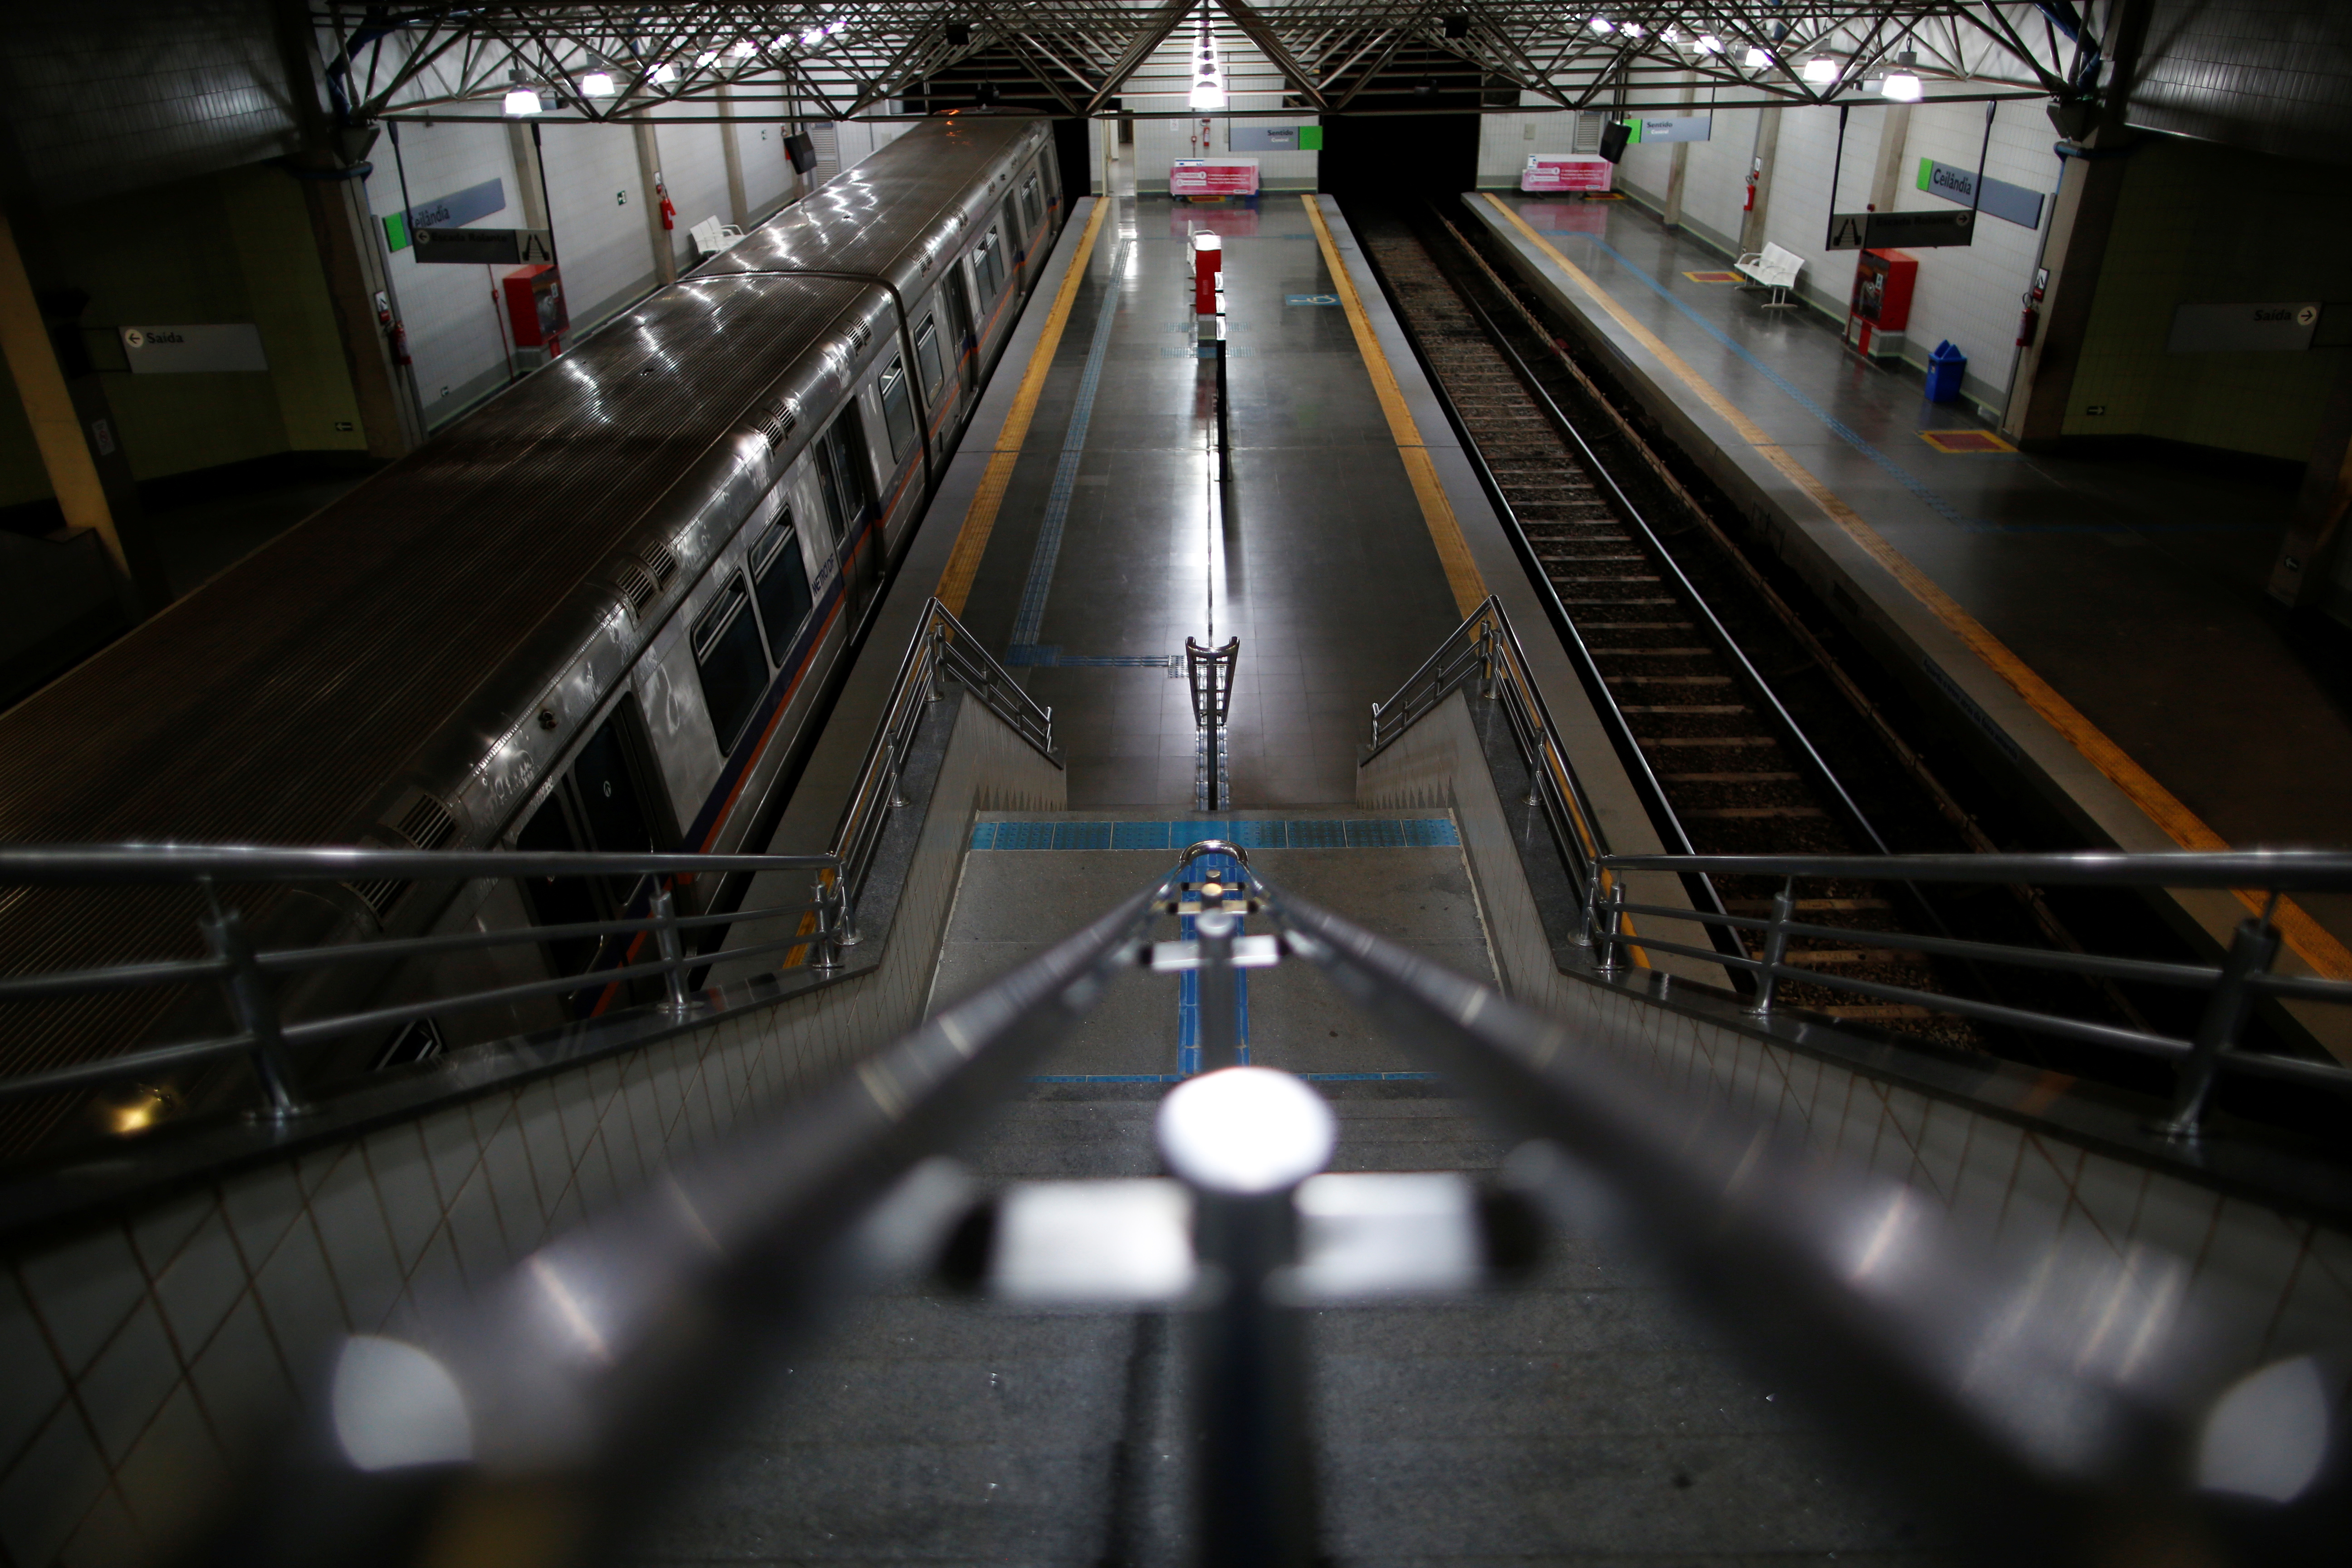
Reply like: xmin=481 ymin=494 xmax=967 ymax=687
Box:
xmin=179 ymin=851 xmax=2345 ymax=1568
xmin=1591 ymin=850 xmax=2352 ymax=1136
xmin=0 ymin=599 xmax=1061 ymax=1120
xmin=1367 ymin=596 xmax=1722 ymax=963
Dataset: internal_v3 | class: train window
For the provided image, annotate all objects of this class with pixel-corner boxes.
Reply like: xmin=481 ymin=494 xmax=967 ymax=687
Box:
xmin=571 ymin=717 xmax=655 ymax=862
xmin=946 ymin=266 xmax=976 ymax=351
xmin=1041 ymin=148 xmax=1059 ymax=206
xmin=972 ymin=228 xmax=1002 ymax=302
xmin=750 ymin=517 xmax=813 ymax=663
xmin=1018 ymin=175 xmax=1040 ymax=235
xmin=813 ymin=407 xmax=872 ymax=538
xmin=691 ymin=571 xmax=769 ymax=753
xmin=514 ymin=795 xmax=601 ymax=978
xmin=913 ymin=315 xmax=943 ymax=401
xmin=1000 ymin=201 xmax=1020 ymax=256
xmin=878 ymin=355 xmax=917 ymax=462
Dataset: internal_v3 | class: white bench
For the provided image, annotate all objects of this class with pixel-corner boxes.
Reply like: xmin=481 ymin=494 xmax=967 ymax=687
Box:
xmin=1734 ymin=242 xmax=1805 ymax=309
xmin=688 ymin=216 xmax=745 ymax=261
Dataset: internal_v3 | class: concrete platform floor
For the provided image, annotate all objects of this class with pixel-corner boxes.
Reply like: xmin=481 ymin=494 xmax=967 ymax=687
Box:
xmin=948 ymin=184 xmax=1465 ymax=809
xmin=1476 ymin=192 xmax=2352 ymax=955
xmin=623 ymin=816 xmax=1933 ymax=1564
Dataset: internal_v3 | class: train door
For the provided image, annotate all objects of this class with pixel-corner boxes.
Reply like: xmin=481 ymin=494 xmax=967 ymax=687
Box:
xmin=812 ymin=405 xmax=878 ymax=627
xmin=514 ymin=702 xmax=663 ymax=1012
xmin=943 ymin=265 xmax=978 ymax=397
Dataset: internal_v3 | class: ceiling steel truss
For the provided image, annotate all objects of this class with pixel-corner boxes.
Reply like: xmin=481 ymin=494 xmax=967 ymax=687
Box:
xmin=318 ymin=2 xmax=2111 ymax=123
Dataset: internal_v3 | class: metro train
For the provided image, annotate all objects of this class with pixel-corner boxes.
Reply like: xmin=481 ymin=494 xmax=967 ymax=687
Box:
xmin=0 ymin=112 xmax=1066 ymax=1152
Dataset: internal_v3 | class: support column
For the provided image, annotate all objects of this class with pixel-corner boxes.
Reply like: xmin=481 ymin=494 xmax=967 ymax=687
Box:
xmin=2001 ymin=0 xmax=2152 ymax=446
xmin=1867 ymin=103 xmax=1913 ymax=211
xmin=0 ymin=204 xmax=169 ymax=614
xmin=300 ymin=172 xmax=425 ymax=459
xmin=632 ymin=122 xmax=676 ymax=285
xmin=718 ymin=83 xmax=750 ymax=227
xmin=1661 ymin=76 xmax=1695 ymax=229
xmin=2266 ymin=358 xmax=2352 ymax=607
xmin=1738 ymin=107 xmax=1781 ymax=256
xmin=506 ymin=121 xmax=549 ymax=229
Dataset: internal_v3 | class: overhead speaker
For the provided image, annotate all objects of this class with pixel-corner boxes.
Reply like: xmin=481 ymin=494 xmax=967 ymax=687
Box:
xmin=1443 ymin=14 xmax=1470 ymax=39
xmin=945 ymin=22 xmax=970 ymax=46
xmin=1597 ymin=120 xmax=1631 ymax=162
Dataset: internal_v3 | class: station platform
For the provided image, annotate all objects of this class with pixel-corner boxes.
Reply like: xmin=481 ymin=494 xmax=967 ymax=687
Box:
xmin=1466 ymin=190 xmax=2352 ymax=997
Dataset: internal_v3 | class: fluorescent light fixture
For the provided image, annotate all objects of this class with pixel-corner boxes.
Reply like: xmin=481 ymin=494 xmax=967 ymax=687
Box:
xmin=1588 ymin=16 xmax=1614 ymax=34
xmin=1743 ymin=45 xmax=1773 ymax=69
xmin=1695 ymin=33 xmax=1723 ymax=53
xmin=1803 ymin=54 xmax=1838 ymax=85
xmin=581 ymin=71 xmax=615 ymax=96
xmin=502 ymin=87 xmax=540 ymax=116
xmin=1880 ymin=69 xmax=1923 ymax=101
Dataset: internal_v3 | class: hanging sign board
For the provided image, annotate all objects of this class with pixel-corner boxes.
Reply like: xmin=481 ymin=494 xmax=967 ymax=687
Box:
xmin=1628 ymin=116 xmax=1711 ymax=144
xmin=382 ymin=177 xmax=505 ymax=251
xmin=1171 ymin=159 xmax=1259 ymax=196
xmin=118 ymin=323 xmax=269 ymax=374
xmin=1916 ymin=159 xmax=2045 ymax=229
xmin=2167 ymin=302 xmax=2322 ymax=353
xmin=1827 ymin=209 xmax=1974 ymax=250
xmin=1521 ymin=156 xmax=1613 ymax=194
xmin=412 ymin=226 xmax=556 ymax=266
xmin=1228 ymin=124 xmax=1317 ymax=153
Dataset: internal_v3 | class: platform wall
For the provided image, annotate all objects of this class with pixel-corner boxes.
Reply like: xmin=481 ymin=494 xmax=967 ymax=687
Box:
xmin=1543 ymin=95 xmax=2063 ymax=416
xmin=1122 ymin=28 xmax=1317 ymax=193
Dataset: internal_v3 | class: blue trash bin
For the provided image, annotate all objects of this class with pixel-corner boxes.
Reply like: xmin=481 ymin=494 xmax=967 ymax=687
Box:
xmin=1925 ymin=340 xmax=1966 ymax=403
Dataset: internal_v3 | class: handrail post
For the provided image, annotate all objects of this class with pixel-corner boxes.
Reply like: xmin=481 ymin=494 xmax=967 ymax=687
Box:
xmin=1478 ymin=619 xmax=1499 ymax=700
xmin=1577 ymin=864 xmax=1604 ymax=950
xmin=2161 ymin=914 xmax=2278 ymax=1140
xmin=811 ymin=873 xmax=841 ymax=972
xmin=1749 ymin=880 xmax=1795 ymax=1017
xmin=200 ymin=904 xmax=303 ymax=1122
xmin=652 ymin=887 xmax=690 ymax=1015
xmin=1595 ymin=879 xmax=1627 ymax=974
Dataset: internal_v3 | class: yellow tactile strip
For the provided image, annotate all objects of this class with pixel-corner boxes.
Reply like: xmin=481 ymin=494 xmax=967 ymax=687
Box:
xmin=1301 ymin=196 xmax=1489 ymax=618
xmin=934 ymin=198 xmax=1113 ymax=617
xmin=1480 ymin=192 xmax=2352 ymax=982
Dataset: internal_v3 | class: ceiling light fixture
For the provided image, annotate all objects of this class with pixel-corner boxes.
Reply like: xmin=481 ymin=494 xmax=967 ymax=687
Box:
xmin=502 ymin=86 xmax=540 ymax=116
xmin=650 ymin=61 xmax=677 ymax=84
xmin=1694 ymin=34 xmax=1723 ymax=54
xmin=730 ymin=39 xmax=756 ymax=59
xmin=1621 ymin=22 xmax=1644 ymax=39
xmin=1802 ymin=54 xmax=1838 ymax=85
xmin=1880 ymin=69 xmax=1923 ymax=102
xmin=1743 ymin=45 xmax=1773 ymax=69
xmin=1589 ymin=16 xmax=1614 ymax=34
xmin=581 ymin=71 xmax=615 ymax=96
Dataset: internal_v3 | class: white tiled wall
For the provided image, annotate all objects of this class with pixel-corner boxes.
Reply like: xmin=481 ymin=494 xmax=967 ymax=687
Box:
xmin=363 ymin=91 xmax=907 ymax=430
xmin=1363 ymin=691 xmax=2352 ymax=1389
xmin=1595 ymin=94 xmax=2058 ymax=409
xmin=0 ymin=697 xmax=1063 ymax=1568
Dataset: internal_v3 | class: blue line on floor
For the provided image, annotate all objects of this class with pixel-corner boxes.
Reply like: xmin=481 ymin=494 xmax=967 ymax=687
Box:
xmin=1009 ymin=240 xmax=1130 ymax=649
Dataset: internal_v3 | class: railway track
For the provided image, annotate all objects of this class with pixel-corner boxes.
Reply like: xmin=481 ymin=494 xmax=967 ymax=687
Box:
xmin=1350 ymin=201 xmax=2136 ymax=1053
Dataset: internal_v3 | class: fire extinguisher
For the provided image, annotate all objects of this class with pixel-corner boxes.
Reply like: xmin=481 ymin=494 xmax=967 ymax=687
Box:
xmin=656 ymin=176 xmax=676 ymax=232
xmin=388 ymin=320 xmax=411 ymax=367
xmin=2016 ymin=267 xmax=2048 ymax=348
xmin=1744 ymin=158 xmax=1760 ymax=213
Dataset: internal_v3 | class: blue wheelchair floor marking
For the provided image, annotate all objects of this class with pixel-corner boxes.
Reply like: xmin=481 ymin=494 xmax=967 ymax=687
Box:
xmin=1285 ymin=293 xmax=1340 ymax=306
xmin=970 ymin=818 xmax=1462 ymax=852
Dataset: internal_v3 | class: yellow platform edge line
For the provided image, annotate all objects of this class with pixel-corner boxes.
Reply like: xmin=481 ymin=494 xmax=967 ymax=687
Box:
xmin=1302 ymin=196 xmax=1488 ymax=620
xmin=1480 ymin=193 xmax=2352 ymax=984
xmin=934 ymin=199 xmax=1113 ymax=617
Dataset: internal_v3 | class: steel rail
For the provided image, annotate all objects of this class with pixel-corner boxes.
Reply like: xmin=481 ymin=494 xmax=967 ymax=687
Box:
xmin=1599 ymin=850 xmax=2352 ymax=892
